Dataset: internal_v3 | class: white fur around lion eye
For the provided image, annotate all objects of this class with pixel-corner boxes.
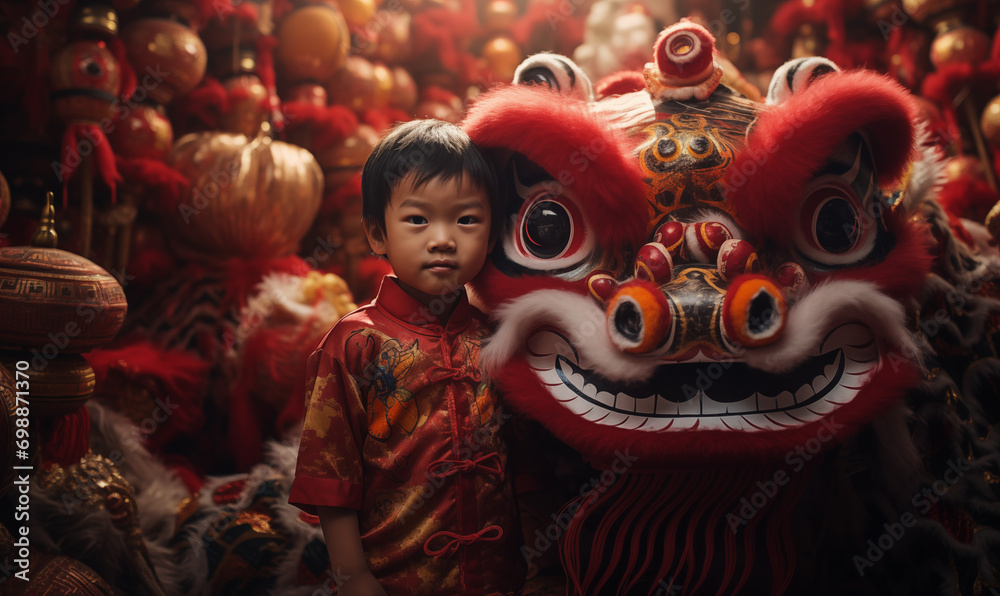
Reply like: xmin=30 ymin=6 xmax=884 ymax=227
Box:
xmin=503 ymin=188 xmax=594 ymax=273
xmin=793 ymin=142 xmax=881 ymax=268
xmin=513 ymin=53 xmax=594 ymax=102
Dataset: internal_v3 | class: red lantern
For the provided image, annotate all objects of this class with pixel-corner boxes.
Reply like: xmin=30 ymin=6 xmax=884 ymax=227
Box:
xmin=121 ymin=17 xmax=207 ymax=105
xmin=50 ymin=40 xmax=120 ymax=123
xmin=110 ymin=104 xmax=173 ymax=161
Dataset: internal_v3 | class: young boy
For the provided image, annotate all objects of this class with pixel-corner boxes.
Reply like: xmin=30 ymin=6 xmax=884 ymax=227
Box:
xmin=289 ymin=119 xmax=525 ymax=596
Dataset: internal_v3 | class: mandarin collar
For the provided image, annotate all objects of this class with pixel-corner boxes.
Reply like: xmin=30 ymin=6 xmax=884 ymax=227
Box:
xmin=373 ymin=276 xmax=473 ymax=333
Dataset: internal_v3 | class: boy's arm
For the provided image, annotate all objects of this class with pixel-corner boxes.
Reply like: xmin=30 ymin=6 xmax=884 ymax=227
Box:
xmin=317 ymin=506 xmax=387 ymax=596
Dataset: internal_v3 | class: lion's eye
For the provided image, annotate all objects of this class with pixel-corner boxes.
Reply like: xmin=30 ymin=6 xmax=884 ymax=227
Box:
xmin=503 ymin=190 xmax=593 ymax=273
xmin=523 ymin=200 xmax=572 ymax=259
xmin=793 ymin=139 xmax=884 ymax=268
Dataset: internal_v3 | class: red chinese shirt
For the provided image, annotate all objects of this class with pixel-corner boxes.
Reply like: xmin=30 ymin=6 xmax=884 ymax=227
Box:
xmin=289 ymin=276 xmax=525 ymax=595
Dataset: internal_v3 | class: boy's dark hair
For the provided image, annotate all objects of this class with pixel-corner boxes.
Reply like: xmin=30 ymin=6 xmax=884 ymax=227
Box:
xmin=361 ymin=119 xmax=502 ymax=243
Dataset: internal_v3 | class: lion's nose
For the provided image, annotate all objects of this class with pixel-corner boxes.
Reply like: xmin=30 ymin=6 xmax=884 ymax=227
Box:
xmin=606 ymin=281 xmax=674 ymax=354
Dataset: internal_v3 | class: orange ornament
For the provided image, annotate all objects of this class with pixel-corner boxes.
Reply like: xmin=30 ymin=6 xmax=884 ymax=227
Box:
xmin=339 ymin=0 xmax=377 ymax=28
xmin=481 ymin=36 xmax=521 ymax=82
xmin=276 ymin=4 xmax=350 ymax=84
xmin=484 ymin=0 xmax=518 ymax=31
xmin=390 ymin=66 xmax=418 ymax=111
xmin=121 ymin=18 xmax=206 ymax=105
xmin=372 ymin=62 xmax=394 ymax=109
xmin=901 ymin=0 xmax=966 ymax=23
xmin=327 ymin=56 xmax=378 ymax=111
xmin=930 ymin=23 xmax=990 ymax=68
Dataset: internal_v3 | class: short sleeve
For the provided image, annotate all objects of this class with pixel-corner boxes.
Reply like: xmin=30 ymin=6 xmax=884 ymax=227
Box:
xmin=288 ymin=339 xmax=367 ymax=514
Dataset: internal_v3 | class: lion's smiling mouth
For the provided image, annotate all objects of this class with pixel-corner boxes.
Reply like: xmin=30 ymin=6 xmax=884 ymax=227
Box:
xmin=526 ymin=322 xmax=879 ymax=432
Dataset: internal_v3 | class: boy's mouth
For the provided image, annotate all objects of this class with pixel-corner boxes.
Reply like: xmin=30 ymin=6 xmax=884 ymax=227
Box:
xmin=425 ymin=261 xmax=457 ymax=271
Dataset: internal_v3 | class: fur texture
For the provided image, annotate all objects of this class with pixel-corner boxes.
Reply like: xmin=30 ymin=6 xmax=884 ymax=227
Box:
xmin=744 ymin=279 xmax=919 ymax=373
xmin=464 ymin=85 xmax=649 ymax=251
xmin=727 ymin=69 xmax=917 ymax=244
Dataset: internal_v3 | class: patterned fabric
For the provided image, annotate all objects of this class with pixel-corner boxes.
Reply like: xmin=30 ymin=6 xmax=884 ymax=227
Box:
xmin=289 ymin=276 xmax=525 ymax=596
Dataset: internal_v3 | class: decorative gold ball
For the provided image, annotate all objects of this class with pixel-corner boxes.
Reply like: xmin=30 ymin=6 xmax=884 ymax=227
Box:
xmin=276 ymin=4 xmax=350 ymax=84
xmin=121 ymin=18 xmax=206 ymax=105
xmin=930 ymin=24 xmax=990 ymax=68
xmin=339 ymin=0 xmax=377 ymax=28
xmin=944 ymin=154 xmax=987 ymax=183
xmin=901 ymin=0 xmax=967 ymax=23
xmin=484 ymin=0 xmax=518 ymax=31
xmin=481 ymin=36 xmax=522 ymax=82
xmin=372 ymin=62 xmax=394 ymax=109
xmin=365 ymin=12 xmax=412 ymax=65
xmin=390 ymin=66 xmax=418 ymax=111
xmin=980 ymin=94 xmax=1000 ymax=148
xmin=327 ymin=56 xmax=378 ymax=111
xmin=222 ymin=74 xmax=270 ymax=137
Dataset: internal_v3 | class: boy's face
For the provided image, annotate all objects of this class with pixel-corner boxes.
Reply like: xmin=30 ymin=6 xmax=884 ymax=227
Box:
xmin=365 ymin=174 xmax=493 ymax=308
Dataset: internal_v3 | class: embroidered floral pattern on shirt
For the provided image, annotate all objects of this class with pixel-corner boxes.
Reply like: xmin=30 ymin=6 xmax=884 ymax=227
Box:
xmin=362 ymin=337 xmax=420 ymax=441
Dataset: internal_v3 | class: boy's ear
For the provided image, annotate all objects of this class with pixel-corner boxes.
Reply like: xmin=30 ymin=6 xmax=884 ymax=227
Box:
xmin=363 ymin=220 xmax=387 ymax=255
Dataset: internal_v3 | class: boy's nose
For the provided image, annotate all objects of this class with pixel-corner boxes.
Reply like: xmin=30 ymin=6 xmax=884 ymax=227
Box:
xmin=428 ymin=227 xmax=457 ymax=251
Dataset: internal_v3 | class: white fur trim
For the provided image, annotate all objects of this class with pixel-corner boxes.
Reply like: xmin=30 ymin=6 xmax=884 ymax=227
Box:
xmin=483 ymin=290 xmax=658 ymax=381
xmin=744 ymin=279 xmax=920 ymax=373
xmin=767 ymin=57 xmax=840 ymax=106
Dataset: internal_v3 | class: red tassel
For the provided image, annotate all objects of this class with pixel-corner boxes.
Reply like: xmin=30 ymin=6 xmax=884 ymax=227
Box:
xmin=60 ymin=123 xmax=122 ymax=208
xmin=42 ymin=406 xmax=91 ymax=467
xmin=116 ymin=157 xmax=191 ymax=211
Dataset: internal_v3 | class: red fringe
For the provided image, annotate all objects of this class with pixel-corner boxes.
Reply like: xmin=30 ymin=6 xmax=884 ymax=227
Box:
xmin=217 ymin=255 xmax=311 ymax=309
xmin=283 ymin=103 xmax=358 ymax=151
xmin=510 ymin=0 xmax=584 ymax=55
xmin=420 ymin=85 xmax=460 ymax=106
xmin=410 ymin=0 xmax=480 ymax=72
xmin=42 ymin=406 xmax=90 ymax=467
xmin=85 ymin=340 xmax=210 ymax=456
xmin=171 ymin=77 xmax=229 ymax=133
xmin=768 ymin=0 xmax=825 ymax=39
xmin=920 ymin=60 xmax=1000 ymax=106
xmin=360 ymin=107 xmax=391 ymax=133
xmin=116 ymin=157 xmax=191 ymax=212
xmin=61 ymin=123 xmax=121 ymax=208
xmin=322 ymin=172 xmax=363 ymax=214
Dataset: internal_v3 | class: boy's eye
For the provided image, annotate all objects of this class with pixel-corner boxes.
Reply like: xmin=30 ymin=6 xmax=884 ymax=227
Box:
xmin=406 ymin=216 xmax=428 ymax=225
xmin=458 ymin=216 xmax=479 ymax=225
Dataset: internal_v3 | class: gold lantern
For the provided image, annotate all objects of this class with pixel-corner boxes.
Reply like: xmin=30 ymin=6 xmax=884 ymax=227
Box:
xmin=121 ymin=17 xmax=207 ymax=105
xmin=275 ymin=4 xmax=350 ymax=84
xmin=167 ymin=128 xmax=324 ymax=259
